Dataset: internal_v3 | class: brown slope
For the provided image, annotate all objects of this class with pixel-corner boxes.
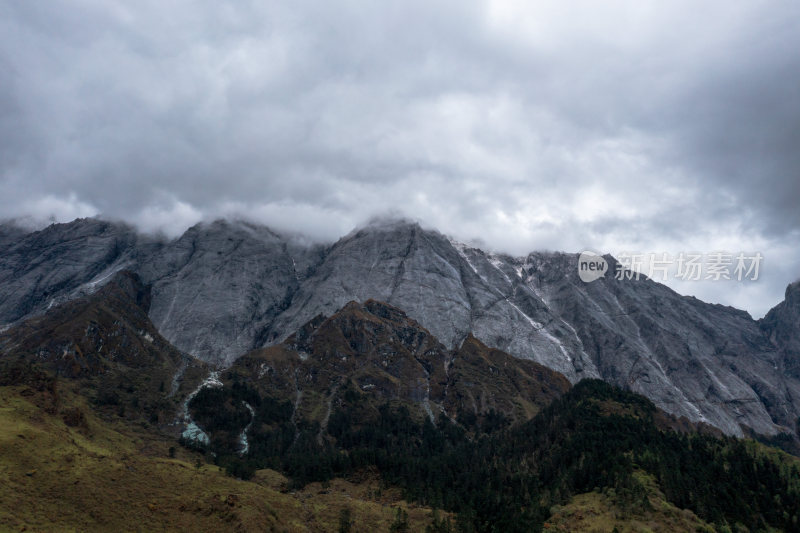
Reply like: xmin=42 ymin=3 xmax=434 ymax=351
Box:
xmin=0 ymin=270 xmax=206 ymax=428
xmin=0 ymin=272 xmax=449 ymax=531
xmin=0 ymin=372 xmax=450 ymax=532
xmin=227 ymin=299 xmax=570 ymax=433
xmin=440 ymin=333 xmax=571 ymax=423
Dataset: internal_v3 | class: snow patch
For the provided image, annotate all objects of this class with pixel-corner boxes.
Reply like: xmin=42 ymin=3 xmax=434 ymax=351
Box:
xmin=527 ymin=282 xmax=550 ymax=306
xmin=559 ymin=320 xmax=592 ymax=363
xmin=418 ymin=364 xmax=435 ymax=423
xmin=488 ymin=256 xmax=512 ymax=284
xmin=238 ymin=402 xmax=255 ymax=456
xmin=506 ymin=300 xmax=544 ymax=329
xmin=169 ymin=358 xmax=188 ymax=398
xmin=180 ymin=370 xmax=223 ymax=445
xmin=506 ymin=299 xmax=572 ymax=362
xmin=81 ymin=267 xmax=122 ymax=293
xmin=538 ymin=328 xmax=572 ymax=363
xmin=182 ymin=422 xmax=210 ymax=446
xmin=450 ymin=240 xmax=480 ymax=276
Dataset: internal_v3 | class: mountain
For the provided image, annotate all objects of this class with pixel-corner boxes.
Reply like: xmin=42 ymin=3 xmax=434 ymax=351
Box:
xmin=190 ymin=300 xmax=800 ymax=532
xmin=0 ymin=218 xmax=324 ymax=366
xmin=205 ymin=299 xmax=570 ymax=450
xmin=262 ymin=221 xmax=596 ymax=381
xmin=137 ymin=219 xmax=306 ymax=366
xmin=0 ymin=278 xmax=449 ymax=531
xmin=0 ymin=216 xmax=798 ymax=439
xmin=0 ymin=270 xmax=206 ymax=427
xmin=189 ymin=344 xmax=800 ymax=532
xmin=2 ymin=230 xmax=800 ymax=531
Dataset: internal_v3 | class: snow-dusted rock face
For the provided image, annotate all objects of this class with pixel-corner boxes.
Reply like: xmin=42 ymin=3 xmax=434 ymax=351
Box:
xmin=0 ymin=218 xmax=141 ymax=322
xmin=136 ymin=220 xmax=302 ymax=367
xmin=1 ymin=216 xmax=798 ymax=438
xmin=517 ymin=253 xmax=800 ymax=437
xmin=264 ymin=221 xmax=599 ymax=383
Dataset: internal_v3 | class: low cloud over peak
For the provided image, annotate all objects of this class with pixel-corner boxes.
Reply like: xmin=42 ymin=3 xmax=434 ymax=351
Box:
xmin=1 ymin=0 xmax=798 ymax=317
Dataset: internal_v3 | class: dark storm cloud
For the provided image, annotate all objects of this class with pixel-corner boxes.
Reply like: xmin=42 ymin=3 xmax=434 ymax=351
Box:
xmin=1 ymin=0 xmax=798 ymax=316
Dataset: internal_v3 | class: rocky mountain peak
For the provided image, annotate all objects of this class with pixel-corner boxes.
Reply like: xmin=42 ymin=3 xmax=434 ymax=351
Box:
xmin=785 ymin=280 xmax=800 ymax=305
xmin=345 ymin=216 xmax=424 ymax=236
xmin=759 ymin=281 xmax=800 ymax=379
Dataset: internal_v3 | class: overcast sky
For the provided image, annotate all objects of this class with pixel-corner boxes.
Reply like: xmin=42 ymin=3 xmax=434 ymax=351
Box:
xmin=1 ymin=1 xmax=798 ymax=317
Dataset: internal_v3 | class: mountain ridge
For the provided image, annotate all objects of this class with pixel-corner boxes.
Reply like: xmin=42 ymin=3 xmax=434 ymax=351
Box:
xmin=0 ymin=269 xmax=207 ymax=430
xmin=1 ymin=216 xmax=798 ymax=438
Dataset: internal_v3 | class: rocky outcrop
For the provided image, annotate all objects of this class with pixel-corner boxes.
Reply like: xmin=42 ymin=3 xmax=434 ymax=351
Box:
xmin=138 ymin=220 xmax=303 ymax=367
xmin=0 ymin=218 xmax=141 ymax=324
xmin=761 ymin=281 xmax=800 ymax=383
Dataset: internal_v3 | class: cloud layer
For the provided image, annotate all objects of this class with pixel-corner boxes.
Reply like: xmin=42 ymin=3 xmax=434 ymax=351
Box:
xmin=1 ymin=0 xmax=799 ymax=316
